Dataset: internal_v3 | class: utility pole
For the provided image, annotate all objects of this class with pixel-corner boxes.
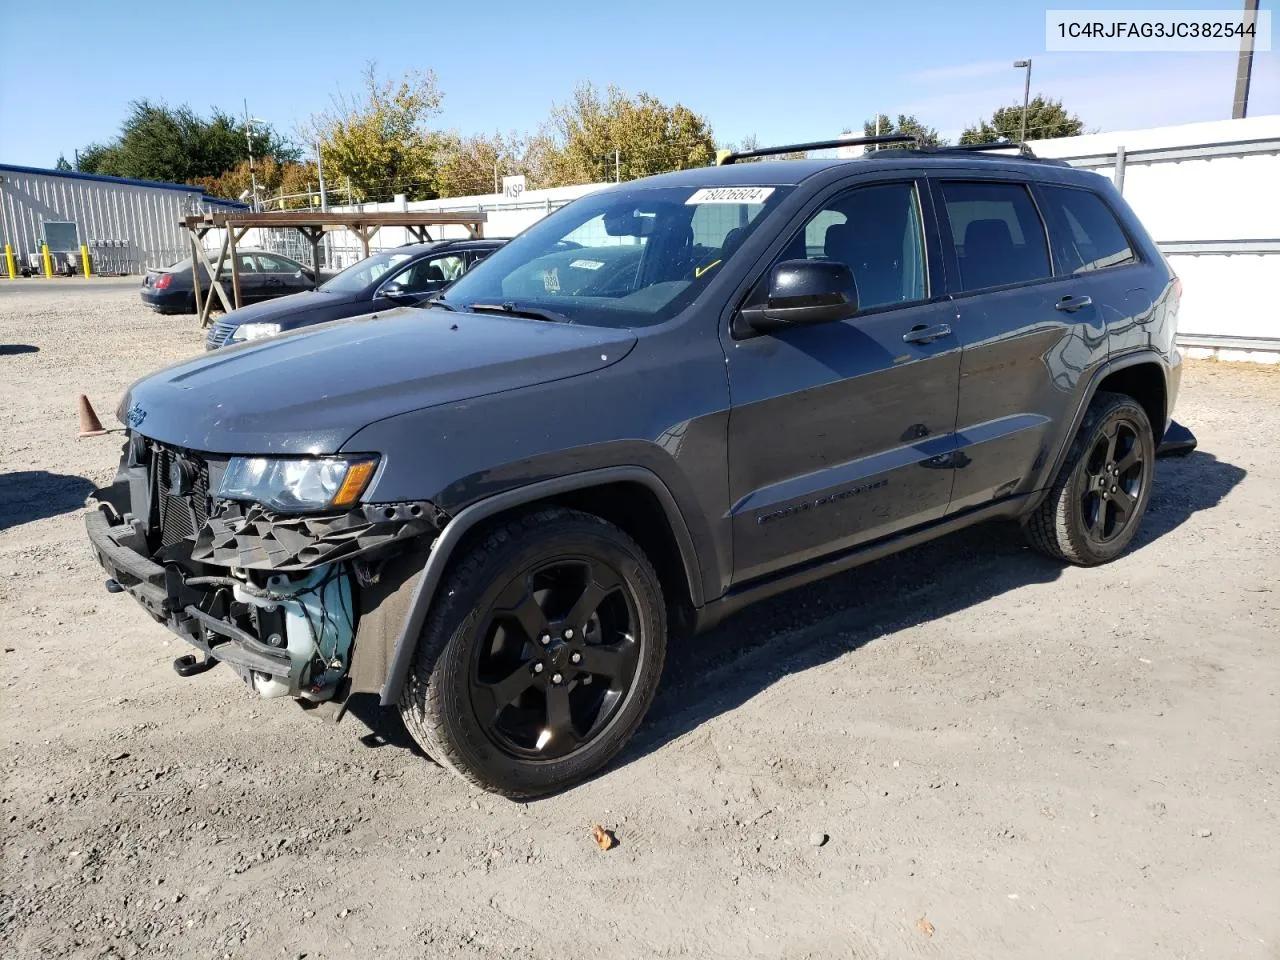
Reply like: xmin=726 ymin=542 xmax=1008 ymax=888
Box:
xmin=1014 ymin=59 xmax=1032 ymax=144
xmin=494 ymin=161 xmax=499 ymax=195
xmin=615 ymin=148 xmax=620 ymax=183
xmin=1232 ymin=0 xmax=1259 ymax=118
xmin=315 ymin=142 xmax=329 ymax=212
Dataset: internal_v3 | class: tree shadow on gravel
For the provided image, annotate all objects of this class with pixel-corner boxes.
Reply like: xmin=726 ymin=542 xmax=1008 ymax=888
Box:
xmin=342 ymin=451 xmax=1245 ymax=791
xmin=0 ymin=471 xmax=94 ymax=531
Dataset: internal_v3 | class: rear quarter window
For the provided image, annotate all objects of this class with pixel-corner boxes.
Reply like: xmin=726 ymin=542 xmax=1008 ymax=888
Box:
xmin=1038 ymin=185 xmax=1137 ymax=274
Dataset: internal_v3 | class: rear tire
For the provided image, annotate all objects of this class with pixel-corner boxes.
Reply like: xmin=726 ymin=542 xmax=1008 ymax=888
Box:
xmin=1024 ymin=391 xmax=1155 ymax=565
xmin=399 ymin=508 xmax=666 ymax=797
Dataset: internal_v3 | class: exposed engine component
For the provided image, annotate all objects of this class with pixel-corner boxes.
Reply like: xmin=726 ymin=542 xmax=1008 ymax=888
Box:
xmin=231 ymin=564 xmax=355 ymax=701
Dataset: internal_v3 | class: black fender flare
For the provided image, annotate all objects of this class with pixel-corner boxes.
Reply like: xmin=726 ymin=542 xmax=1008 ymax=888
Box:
xmin=376 ymin=465 xmax=704 ymax=705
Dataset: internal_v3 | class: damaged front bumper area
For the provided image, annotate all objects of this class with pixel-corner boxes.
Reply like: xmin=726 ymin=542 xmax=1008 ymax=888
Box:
xmin=86 ymin=450 xmax=445 ymax=703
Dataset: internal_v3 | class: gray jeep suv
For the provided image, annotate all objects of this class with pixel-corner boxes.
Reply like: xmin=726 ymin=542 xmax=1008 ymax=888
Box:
xmin=86 ymin=136 xmax=1187 ymax=796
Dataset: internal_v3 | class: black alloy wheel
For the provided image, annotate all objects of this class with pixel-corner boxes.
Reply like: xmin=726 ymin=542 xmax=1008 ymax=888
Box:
xmin=1024 ymin=391 xmax=1156 ymax=565
xmin=399 ymin=508 xmax=666 ymax=797
xmin=470 ymin=556 xmax=642 ymax=761
xmin=1080 ymin=418 xmax=1146 ymax=544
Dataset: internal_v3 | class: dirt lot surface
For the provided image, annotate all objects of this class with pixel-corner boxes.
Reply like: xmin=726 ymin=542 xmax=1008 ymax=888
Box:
xmin=2 ymin=280 xmax=1278 ymax=960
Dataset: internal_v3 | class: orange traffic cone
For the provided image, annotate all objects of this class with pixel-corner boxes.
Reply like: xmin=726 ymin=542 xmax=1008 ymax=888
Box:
xmin=77 ymin=394 xmax=107 ymax=437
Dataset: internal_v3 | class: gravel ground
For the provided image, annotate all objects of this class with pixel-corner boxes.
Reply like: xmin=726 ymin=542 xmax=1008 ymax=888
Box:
xmin=2 ymin=280 xmax=1278 ymax=960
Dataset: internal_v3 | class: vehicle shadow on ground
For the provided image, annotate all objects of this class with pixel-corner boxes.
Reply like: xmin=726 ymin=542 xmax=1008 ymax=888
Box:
xmin=0 ymin=344 xmax=39 ymax=356
xmin=347 ymin=451 xmax=1245 ymax=788
xmin=622 ymin=449 xmax=1246 ymax=770
xmin=0 ymin=471 xmax=94 ymax=531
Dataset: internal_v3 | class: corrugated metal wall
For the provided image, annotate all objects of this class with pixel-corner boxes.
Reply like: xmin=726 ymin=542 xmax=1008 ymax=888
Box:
xmin=0 ymin=167 xmax=234 ymax=274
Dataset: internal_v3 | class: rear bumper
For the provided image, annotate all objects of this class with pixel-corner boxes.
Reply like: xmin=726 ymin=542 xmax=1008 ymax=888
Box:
xmin=1157 ymin=420 xmax=1197 ymax=457
xmin=140 ymin=288 xmax=191 ymax=311
xmin=84 ymin=506 xmax=293 ymax=678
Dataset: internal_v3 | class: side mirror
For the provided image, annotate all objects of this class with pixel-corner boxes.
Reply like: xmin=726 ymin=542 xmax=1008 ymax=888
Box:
xmin=379 ymin=282 xmax=413 ymax=302
xmin=741 ymin=259 xmax=859 ymax=333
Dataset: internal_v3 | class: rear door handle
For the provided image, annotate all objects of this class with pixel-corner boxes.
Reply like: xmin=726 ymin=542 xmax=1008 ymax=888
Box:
xmin=1055 ymin=294 xmax=1093 ymax=313
xmin=903 ymin=322 xmax=952 ymax=344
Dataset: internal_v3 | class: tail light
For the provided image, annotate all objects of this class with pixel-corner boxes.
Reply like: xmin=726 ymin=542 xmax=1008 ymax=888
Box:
xmin=154 ymin=273 xmax=173 ymax=290
xmin=1172 ymin=276 xmax=1182 ymax=299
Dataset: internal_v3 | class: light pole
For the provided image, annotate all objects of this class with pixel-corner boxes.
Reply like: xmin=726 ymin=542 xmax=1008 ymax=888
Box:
xmin=243 ymin=101 xmax=268 ymax=211
xmin=1013 ymin=59 xmax=1032 ymax=145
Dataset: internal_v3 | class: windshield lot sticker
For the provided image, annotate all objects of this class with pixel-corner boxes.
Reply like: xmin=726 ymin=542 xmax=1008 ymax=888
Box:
xmin=542 ymin=268 xmax=560 ymax=293
xmin=570 ymin=258 xmax=604 ymax=270
xmin=686 ymin=187 xmax=775 ymax=205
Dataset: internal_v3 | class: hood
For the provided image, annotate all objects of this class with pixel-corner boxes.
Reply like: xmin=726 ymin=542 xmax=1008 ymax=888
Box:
xmin=124 ymin=309 xmax=634 ymax=455
xmin=122 ymin=308 xmax=638 ymax=455
xmin=219 ymin=290 xmax=362 ymax=327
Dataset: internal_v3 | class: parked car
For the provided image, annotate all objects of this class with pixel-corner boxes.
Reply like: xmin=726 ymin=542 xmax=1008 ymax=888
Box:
xmin=140 ymin=250 xmax=324 ymax=314
xmin=88 ymin=136 xmax=1193 ymax=797
xmin=205 ymin=239 xmax=506 ymax=348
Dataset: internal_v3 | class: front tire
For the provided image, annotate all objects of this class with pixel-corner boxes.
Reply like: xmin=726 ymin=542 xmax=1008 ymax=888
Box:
xmin=399 ymin=508 xmax=666 ymax=797
xmin=1024 ymin=391 xmax=1156 ymax=565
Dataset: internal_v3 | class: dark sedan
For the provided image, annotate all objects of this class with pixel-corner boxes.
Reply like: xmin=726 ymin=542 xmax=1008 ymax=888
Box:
xmin=205 ymin=239 xmax=505 ymax=349
xmin=141 ymin=250 xmax=324 ymax=314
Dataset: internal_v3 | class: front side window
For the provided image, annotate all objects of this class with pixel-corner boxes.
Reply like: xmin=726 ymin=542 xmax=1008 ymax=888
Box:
xmin=939 ymin=181 xmax=1052 ymax=292
xmin=319 ymin=250 xmax=415 ymax=294
xmin=441 ymin=184 xmax=791 ymax=328
xmin=255 ymin=254 xmax=297 ymax=274
xmin=1038 ymin=185 xmax=1136 ymax=274
xmin=392 ymin=254 xmax=466 ymax=293
xmin=765 ymin=181 xmax=927 ymax=311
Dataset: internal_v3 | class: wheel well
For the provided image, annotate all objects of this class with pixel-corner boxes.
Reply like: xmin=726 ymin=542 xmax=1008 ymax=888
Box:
xmin=440 ymin=481 xmax=698 ymax=636
xmin=548 ymin=482 xmax=695 ymax=624
xmin=1097 ymin=362 xmax=1166 ymax=435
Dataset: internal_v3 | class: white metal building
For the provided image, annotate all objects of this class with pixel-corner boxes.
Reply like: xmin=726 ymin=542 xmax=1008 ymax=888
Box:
xmin=0 ymin=163 xmax=243 ymax=275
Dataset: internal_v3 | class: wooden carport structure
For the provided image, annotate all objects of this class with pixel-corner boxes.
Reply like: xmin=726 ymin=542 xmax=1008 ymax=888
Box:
xmin=179 ymin=210 xmax=487 ymax=327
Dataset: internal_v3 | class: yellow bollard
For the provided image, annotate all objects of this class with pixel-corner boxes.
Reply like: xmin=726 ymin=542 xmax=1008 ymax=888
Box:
xmin=80 ymin=244 xmax=92 ymax=278
xmin=41 ymin=243 xmax=54 ymax=278
xmin=4 ymin=244 xmax=16 ymax=280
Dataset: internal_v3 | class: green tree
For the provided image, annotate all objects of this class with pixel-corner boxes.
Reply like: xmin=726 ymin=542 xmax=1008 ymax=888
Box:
xmin=541 ymin=83 xmax=716 ymax=185
xmin=854 ymin=114 xmax=945 ymax=150
xmin=435 ymin=132 xmax=547 ymax=197
xmin=54 ymin=154 xmax=73 ymax=171
xmin=960 ymin=96 xmax=1083 ymax=144
xmin=307 ymin=63 xmax=445 ymax=202
xmin=76 ymin=100 xmax=296 ymax=183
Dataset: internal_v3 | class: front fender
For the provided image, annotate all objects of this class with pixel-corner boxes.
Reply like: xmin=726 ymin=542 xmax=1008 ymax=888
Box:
xmin=359 ymin=466 xmax=704 ymax=706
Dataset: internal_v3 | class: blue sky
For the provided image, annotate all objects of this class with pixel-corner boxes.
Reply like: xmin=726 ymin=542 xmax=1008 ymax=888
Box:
xmin=1 ymin=0 xmax=1276 ymax=170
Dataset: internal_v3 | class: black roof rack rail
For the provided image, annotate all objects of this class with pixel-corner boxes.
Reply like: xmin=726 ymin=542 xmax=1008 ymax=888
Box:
xmin=717 ymin=134 xmax=920 ymax=165
xmin=933 ymin=141 xmax=1038 ymax=158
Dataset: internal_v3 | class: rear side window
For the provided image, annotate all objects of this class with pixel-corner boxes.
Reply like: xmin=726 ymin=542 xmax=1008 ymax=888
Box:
xmin=939 ymin=181 xmax=1052 ymax=292
xmin=1038 ymin=185 xmax=1136 ymax=274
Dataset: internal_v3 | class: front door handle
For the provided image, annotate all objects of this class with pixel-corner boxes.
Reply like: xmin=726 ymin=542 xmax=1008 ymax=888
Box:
xmin=1055 ymin=294 xmax=1093 ymax=313
xmin=903 ymin=322 xmax=952 ymax=344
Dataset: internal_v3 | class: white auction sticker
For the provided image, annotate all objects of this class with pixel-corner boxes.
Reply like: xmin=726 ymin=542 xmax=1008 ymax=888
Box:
xmin=686 ymin=187 xmax=775 ymax=205
xmin=569 ymin=258 xmax=604 ymax=270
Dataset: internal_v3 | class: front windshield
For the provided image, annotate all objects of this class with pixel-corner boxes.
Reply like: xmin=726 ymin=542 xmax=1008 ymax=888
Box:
xmin=442 ymin=183 xmax=790 ymax=327
xmin=319 ymin=250 xmax=416 ymax=294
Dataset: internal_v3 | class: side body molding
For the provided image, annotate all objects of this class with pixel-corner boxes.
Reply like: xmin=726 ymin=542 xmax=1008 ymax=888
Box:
xmin=375 ymin=466 xmax=703 ymax=705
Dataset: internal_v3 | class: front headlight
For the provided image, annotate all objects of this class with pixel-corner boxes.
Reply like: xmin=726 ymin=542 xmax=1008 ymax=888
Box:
xmin=218 ymin=456 xmax=379 ymax=512
xmin=230 ymin=322 xmax=282 ymax=343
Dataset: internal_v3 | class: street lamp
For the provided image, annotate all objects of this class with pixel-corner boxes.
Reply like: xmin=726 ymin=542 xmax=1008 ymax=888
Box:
xmin=243 ymin=101 xmax=267 ymax=211
xmin=1013 ymin=59 xmax=1032 ymax=145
